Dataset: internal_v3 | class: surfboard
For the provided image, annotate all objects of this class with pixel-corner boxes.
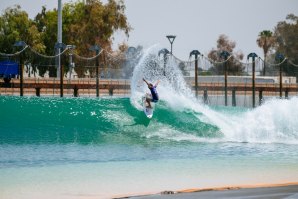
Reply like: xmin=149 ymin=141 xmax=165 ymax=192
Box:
xmin=143 ymin=94 xmax=154 ymax=119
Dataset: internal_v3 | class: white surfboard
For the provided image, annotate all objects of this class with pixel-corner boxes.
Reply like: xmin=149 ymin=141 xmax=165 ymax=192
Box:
xmin=143 ymin=94 xmax=154 ymax=119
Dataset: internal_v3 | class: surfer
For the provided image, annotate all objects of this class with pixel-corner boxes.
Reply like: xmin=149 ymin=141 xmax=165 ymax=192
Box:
xmin=143 ymin=78 xmax=159 ymax=108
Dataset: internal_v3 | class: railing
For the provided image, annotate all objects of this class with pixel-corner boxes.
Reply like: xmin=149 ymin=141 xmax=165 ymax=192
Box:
xmin=0 ymin=77 xmax=297 ymax=107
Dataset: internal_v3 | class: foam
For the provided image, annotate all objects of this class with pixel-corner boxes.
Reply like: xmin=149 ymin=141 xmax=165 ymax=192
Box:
xmin=130 ymin=45 xmax=298 ymax=145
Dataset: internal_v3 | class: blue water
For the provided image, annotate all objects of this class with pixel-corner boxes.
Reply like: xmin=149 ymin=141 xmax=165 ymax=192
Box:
xmin=0 ymin=96 xmax=298 ymax=198
xmin=2 ymin=46 xmax=298 ymax=198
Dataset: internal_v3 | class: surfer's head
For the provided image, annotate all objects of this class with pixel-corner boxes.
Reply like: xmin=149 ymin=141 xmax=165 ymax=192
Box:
xmin=148 ymin=83 xmax=153 ymax=88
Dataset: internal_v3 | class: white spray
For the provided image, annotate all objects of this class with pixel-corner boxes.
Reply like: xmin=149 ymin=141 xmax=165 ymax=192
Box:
xmin=130 ymin=45 xmax=298 ymax=144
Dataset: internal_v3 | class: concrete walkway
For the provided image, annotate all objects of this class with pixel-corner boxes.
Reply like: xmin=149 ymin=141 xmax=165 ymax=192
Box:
xmin=128 ymin=185 xmax=298 ymax=199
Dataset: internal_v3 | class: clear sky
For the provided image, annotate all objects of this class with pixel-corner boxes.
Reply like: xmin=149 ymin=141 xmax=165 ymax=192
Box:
xmin=1 ymin=0 xmax=298 ymax=60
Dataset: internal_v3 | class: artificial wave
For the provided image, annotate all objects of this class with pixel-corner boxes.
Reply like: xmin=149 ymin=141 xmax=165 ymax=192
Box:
xmin=129 ymin=45 xmax=298 ymax=144
xmin=0 ymin=45 xmax=298 ymax=145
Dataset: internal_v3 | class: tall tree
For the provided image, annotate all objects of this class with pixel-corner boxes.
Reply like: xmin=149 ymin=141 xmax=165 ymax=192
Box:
xmin=208 ymin=34 xmax=244 ymax=75
xmin=0 ymin=5 xmax=45 ymax=53
xmin=274 ymin=14 xmax=298 ymax=80
xmin=0 ymin=5 xmax=46 ymax=78
xmin=256 ymin=30 xmax=275 ymax=76
xmin=274 ymin=14 xmax=298 ymax=59
xmin=34 ymin=0 xmax=131 ymax=77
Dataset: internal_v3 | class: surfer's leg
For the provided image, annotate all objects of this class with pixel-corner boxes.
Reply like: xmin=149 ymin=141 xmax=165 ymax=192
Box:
xmin=146 ymin=98 xmax=152 ymax=108
xmin=146 ymin=95 xmax=152 ymax=108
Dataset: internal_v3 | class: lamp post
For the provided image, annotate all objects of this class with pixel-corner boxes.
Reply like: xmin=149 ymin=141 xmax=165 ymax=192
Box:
xmin=276 ymin=53 xmax=285 ymax=99
xmin=190 ymin=50 xmax=201 ymax=98
xmin=67 ymin=45 xmax=75 ymax=80
xmin=14 ymin=41 xmax=27 ymax=96
xmin=56 ymin=0 xmax=63 ymax=78
xmin=158 ymin=48 xmax=170 ymax=76
xmin=220 ymin=51 xmax=230 ymax=106
xmin=247 ymin=52 xmax=258 ymax=108
xmin=90 ymin=45 xmax=101 ymax=97
xmin=166 ymin=35 xmax=176 ymax=54
xmin=55 ymin=42 xmax=66 ymax=97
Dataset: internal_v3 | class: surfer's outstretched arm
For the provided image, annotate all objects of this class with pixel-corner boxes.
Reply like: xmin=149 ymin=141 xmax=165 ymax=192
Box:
xmin=143 ymin=78 xmax=149 ymax=86
xmin=155 ymin=80 xmax=160 ymax=87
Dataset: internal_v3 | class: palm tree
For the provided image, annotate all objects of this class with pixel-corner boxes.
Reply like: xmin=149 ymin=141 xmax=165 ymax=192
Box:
xmin=257 ymin=30 xmax=275 ymax=76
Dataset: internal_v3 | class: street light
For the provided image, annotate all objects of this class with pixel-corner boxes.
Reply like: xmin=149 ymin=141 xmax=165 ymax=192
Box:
xmin=57 ymin=0 xmax=62 ymax=78
xmin=190 ymin=50 xmax=201 ymax=98
xmin=247 ymin=52 xmax=258 ymax=108
xmin=275 ymin=53 xmax=285 ymax=99
xmin=220 ymin=51 xmax=230 ymax=106
xmin=166 ymin=35 xmax=176 ymax=54
xmin=90 ymin=45 xmax=101 ymax=97
xmin=54 ymin=42 xmax=66 ymax=97
xmin=67 ymin=45 xmax=76 ymax=80
xmin=14 ymin=41 xmax=27 ymax=96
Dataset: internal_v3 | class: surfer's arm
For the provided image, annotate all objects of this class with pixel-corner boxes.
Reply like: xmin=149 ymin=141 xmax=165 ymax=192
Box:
xmin=143 ymin=78 xmax=149 ymax=86
xmin=155 ymin=80 xmax=160 ymax=87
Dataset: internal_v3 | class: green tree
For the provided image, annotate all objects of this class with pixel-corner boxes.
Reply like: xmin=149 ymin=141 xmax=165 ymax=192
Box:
xmin=208 ymin=34 xmax=244 ymax=75
xmin=0 ymin=5 xmax=45 ymax=53
xmin=0 ymin=5 xmax=46 ymax=78
xmin=274 ymin=14 xmax=298 ymax=79
xmin=257 ymin=30 xmax=275 ymax=76
xmin=34 ymin=0 xmax=131 ymax=77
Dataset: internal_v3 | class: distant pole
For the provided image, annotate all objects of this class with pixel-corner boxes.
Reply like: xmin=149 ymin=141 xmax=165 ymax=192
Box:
xmin=96 ymin=50 xmax=99 ymax=97
xmin=190 ymin=50 xmax=201 ymax=98
xmin=90 ymin=45 xmax=101 ymax=97
xmin=259 ymin=90 xmax=263 ymax=105
xmin=57 ymin=0 xmax=62 ymax=78
xmin=19 ymin=54 xmax=24 ymax=96
xmin=263 ymin=59 xmax=266 ymax=76
xmin=203 ymin=89 xmax=208 ymax=104
xmin=14 ymin=41 xmax=27 ymax=96
xmin=166 ymin=35 xmax=176 ymax=54
xmin=247 ymin=53 xmax=258 ymax=108
xmin=220 ymin=51 xmax=230 ymax=106
xmin=60 ymin=61 xmax=63 ymax=97
xmin=55 ymin=43 xmax=65 ymax=97
xmin=276 ymin=53 xmax=284 ymax=99
xmin=232 ymin=88 xmax=236 ymax=106
xmin=280 ymin=66 xmax=282 ymax=99
xmin=67 ymin=45 xmax=76 ymax=80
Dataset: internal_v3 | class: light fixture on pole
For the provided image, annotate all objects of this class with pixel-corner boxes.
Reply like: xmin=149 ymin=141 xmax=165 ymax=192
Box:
xmin=54 ymin=42 xmax=66 ymax=97
xmin=67 ymin=45 xmax=76 ymax=80
xmin=275 ymin=53 xmax=285 ymax=99
xmin=56 ymin=0 xmax=63 ymax=78
xmin=190 ymin=50 xmax=201 ymax=98
xmin=14 ymin=41 xmax=27 ymax=96
xmin=90 ymin=45 xmax=102 ymax=97
xmin=220 ymin=51 xmax=230 ymax=106
xmin=247 ymin=52 xmax=258 ymax=108
xmin=166 ymin=35 xmax=176 ymax=54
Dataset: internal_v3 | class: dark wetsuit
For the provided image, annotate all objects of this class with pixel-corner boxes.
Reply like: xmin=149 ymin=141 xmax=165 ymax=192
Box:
xmin=149 ymin=86 xmax=159 ymax=102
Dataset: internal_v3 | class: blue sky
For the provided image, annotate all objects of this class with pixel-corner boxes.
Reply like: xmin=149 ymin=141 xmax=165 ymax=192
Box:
xmin=1 ymin=0 xmax=298 ymax=60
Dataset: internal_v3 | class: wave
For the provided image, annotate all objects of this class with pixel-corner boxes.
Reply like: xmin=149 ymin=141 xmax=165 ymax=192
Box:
xmin=0 ymin=96 xmax=297 ymax=145
xmin=128 ymin=44 xmax=298 ymax=145
xmin=0 ymin=96 xmax=220 ymax=144
xmin=1 ymin=46 xmax=297 ymax=145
